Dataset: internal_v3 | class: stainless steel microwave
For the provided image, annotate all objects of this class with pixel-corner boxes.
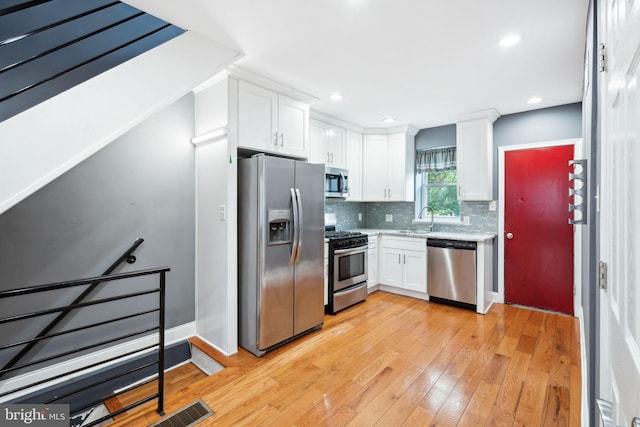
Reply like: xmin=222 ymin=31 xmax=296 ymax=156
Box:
xmin=325 ymin=167 xmax=349 ymax=198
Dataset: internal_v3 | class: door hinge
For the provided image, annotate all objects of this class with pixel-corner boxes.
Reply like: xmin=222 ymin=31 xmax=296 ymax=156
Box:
xmin=599 ymin=43 xmax=608 ymax=72
xmin=599 ymin=260 xmax=608 ymax=290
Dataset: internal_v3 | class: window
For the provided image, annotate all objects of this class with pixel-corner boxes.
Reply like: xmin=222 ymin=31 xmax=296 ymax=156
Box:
xmin=416 ymin=146 xmax=460 ymax=219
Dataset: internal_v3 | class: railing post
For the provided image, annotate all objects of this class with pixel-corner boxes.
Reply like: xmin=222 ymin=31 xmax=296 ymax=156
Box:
xmin=157 ymin=271 xmax=166 ymax=416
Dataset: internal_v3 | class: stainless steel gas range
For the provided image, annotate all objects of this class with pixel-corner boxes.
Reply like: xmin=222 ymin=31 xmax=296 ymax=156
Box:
xmin=325 ymin=229 xmax=368 ymax=314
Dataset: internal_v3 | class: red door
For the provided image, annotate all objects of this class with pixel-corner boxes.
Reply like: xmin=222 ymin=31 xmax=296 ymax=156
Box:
xmin=504 ymin=145 xmax=574 ymax=315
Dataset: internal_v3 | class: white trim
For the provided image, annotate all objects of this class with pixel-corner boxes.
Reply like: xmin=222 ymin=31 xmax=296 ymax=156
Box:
xmin=191 ymin=127 xmax=229 ymax=146
xmin=310 ymin=111 xmax=365 ymax=133
xmin=0 ymin=322 xmax=196 ymax=403
xmin=226 ymin=64 xmax=319 ymax=104
xmin=497 ymin=138 xmax=582 ymax=310
xmin=452 ymin=108 xmax=500 ymax=123
xmin=376 ymin=285 xmax=429 ymax=301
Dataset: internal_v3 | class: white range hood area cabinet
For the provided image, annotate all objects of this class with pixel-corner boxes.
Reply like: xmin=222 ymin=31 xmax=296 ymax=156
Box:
xmin=308 ymin=114 xmax=417 ymax=203
xmin=309 ymin=119 xmax=346 ymax=168
xmin=455 ymin=109 xmax=500 ymax=201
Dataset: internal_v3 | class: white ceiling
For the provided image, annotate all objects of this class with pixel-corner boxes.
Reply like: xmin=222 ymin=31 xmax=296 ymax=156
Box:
xmin=124 ymin=0 xmax=589 ymax=130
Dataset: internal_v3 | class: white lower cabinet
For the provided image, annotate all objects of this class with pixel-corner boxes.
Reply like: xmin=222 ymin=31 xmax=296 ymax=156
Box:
xmin=367 ymin=235 xmax=377 ymax=289
xmin=379 ymin=236 xmax=427 ymax=293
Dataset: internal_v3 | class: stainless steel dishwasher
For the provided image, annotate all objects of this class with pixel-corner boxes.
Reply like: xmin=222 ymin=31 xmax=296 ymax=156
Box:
xmin=427 ymin=238 xmax=477 ymax=310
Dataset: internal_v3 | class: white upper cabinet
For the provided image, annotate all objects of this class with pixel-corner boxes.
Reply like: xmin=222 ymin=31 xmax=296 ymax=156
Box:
xmin=455 ymin=110 xmax=499 ymax=201
xmin=362 ymin=128 xmax=417 ymax=201
xmin=278 ymin=95 xmax=309 ymax=158
xmin=238 ymin=80 xmax=309 ymax=158
xmin=345 ymin=130 xmax=363 ymax=201
xmin=309 ymin=119 xmax=345 ymax=168
xmin=362 ymin=134 xmax=389 ymax=200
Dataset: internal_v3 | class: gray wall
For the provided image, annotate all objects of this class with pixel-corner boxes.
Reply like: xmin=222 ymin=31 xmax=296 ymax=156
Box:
xmin=493 ymin=103 xmax=583 ymax=194
xmin=0 ymin=94 xmax=196 ymax=373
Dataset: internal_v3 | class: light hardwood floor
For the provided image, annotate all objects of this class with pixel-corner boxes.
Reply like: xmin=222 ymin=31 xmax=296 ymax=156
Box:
xmin=107 ymin=291 xmax=581 ymax=426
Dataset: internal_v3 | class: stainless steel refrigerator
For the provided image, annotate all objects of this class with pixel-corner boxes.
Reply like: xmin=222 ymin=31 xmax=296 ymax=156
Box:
xmin=238 ymin=155 xmax=324 ymax=357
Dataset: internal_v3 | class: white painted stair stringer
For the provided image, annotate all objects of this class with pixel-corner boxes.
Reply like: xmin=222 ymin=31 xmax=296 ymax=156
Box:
xmin=0 ymin=31 xmax=242 ymax=215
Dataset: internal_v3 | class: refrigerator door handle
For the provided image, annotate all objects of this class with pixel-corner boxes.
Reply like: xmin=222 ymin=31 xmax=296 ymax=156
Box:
xmin=290 ymin=188 xmax=299 ymax=265
xmin=295 ymin=188 xmax=303 ymax=264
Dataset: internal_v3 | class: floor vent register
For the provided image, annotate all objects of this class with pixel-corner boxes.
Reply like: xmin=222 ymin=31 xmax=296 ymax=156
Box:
xmin=150 ymin=400 xmax=215 ymax=427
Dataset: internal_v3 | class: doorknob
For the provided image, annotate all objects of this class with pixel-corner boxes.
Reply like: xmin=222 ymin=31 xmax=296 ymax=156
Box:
xmin=506 ymin=232 xmax=514 ymax=239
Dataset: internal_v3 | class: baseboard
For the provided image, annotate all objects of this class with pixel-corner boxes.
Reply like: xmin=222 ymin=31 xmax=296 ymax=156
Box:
xmin=192 ymin=334 xmax=236 ymax=357
xmin=0 ymin=321 xmax=196 ymax=403
xmin=376 ymin=285 xmax=429 ymax=301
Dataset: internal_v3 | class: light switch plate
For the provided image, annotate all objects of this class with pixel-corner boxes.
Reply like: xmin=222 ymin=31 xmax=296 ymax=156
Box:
xmin=358 ymin=213 xmax=363 ymax=221
xmin=463 ymin=216 xmax=470 ymax=225
xmin=385 ymin=214 xmax=393 ymax=222
xmin=219 ymin=204 xmax=227 ymax=221
xmin=489 ymin=201 xmax=497 ymax=211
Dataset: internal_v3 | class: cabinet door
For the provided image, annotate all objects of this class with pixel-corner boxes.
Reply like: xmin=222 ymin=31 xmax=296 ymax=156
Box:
xmin=238 ymin=81 xmax=278 ymax=152
xmin=457 ymin=119 xmax=493 ymax=201
xmin=403 ymin=249 xmax=427 ymax=292
xmin=326 ymin=126 xmax=346 ymax=168
xmin=387 ymin=133 xmax=406 ymax=201
xmin=379 ymin=247 xmax=402 ymax=288
xmin=278 ymin=94 xmax=309 ymax=158
xmin=367 ymin=248 xmax=377 ymax=288
xmin=309 ymin=120 xmax=329 ymax=164
xmin=362 ymin=135 xmax=388 ymax=201
xmin=345 ymin=131 xmax=363 ymax=201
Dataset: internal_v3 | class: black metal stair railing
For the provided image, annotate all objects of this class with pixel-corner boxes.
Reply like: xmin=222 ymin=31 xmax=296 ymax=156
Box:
xmin=0 ymin=239 xmax=170 ymax=426
xmin=0 ymin=237 xmax=144 ymax=379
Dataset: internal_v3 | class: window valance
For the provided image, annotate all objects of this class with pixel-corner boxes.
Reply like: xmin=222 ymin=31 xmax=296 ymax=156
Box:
xmin=416 ymin=146 xmax=457 ymax=172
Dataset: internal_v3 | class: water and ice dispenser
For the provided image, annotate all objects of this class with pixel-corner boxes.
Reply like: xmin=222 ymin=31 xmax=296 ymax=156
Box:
xmin=267 ymin=209 xmax=291 ymax=244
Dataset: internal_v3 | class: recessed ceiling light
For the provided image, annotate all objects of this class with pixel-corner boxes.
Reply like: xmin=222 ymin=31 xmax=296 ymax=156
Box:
xmin=527 ymin=96 xmax=542 ymax=104
xmin=329 ymin=93 xmax=343 ymax=101
xmin=499 ymin=34 xmax=521 ymax=47
xmin=382 ymin=117 xmax=396 ymax=123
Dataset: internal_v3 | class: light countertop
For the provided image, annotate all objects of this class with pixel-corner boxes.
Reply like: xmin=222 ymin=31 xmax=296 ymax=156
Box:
xmin=352 ymin=229 xmax=496 ymax=242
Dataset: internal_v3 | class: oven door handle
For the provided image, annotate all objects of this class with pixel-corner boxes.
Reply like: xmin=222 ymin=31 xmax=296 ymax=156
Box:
xmin=333 ymin=245 xmax=368 ymax=255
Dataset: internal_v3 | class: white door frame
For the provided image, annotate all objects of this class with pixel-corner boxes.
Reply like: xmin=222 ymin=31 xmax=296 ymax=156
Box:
xmin=497 ymin=138 xmax=583 ymax=316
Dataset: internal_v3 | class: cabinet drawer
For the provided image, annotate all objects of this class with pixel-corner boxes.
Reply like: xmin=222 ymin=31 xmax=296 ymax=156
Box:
xmin=381 ymin=236 xmax=426 ymax=252
xmin=367 ymin=235 xmax=377 ymax=249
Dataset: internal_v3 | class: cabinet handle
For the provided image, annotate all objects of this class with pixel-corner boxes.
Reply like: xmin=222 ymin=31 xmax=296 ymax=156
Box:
xmin=326 ymin=152 xmax=330 ymax=163
xmin=403 ymin=255 xmax=406 ymax=264
xmin=330 ymin=153 xmax=334 ymax=163
xmin=273 ymin=132 xmax=278 ymax=147
xmin=280 ymin=134 xmax=284 ymax=147
xmin=398 ymin=254 xmax=401 ymax=264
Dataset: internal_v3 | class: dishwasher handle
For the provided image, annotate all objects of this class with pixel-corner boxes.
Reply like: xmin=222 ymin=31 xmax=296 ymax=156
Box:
xmin=427 ymin=238 xmax=476 ymax=250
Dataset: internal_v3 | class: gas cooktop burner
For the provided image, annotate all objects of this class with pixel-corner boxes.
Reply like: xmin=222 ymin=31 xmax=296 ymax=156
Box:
xmin=325 ymin=230 xmax=364 ymax=239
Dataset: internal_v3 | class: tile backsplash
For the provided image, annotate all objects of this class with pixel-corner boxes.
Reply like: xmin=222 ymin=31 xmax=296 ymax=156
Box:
xmin=325 ymin=199 xmax=498 ymax=235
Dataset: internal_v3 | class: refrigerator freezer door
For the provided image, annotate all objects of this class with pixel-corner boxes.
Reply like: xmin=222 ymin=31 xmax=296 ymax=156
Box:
xmin=258 ymin=156 xmax=296 ymax=349
xmin=292 ymin=161 xmax=325 ymax=335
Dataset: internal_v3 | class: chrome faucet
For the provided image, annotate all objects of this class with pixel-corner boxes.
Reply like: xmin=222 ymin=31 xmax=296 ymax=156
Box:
xmin=418 ymin=205 xmax=435 ymax=232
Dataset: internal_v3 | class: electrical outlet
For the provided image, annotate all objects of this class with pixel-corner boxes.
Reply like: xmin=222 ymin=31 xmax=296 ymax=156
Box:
xmin=489 ymin=201 xmax=497 ymax=211
xmin=463 ymin=216 xmax=470 ymax=225
xmin=358 ymin=213 xmax=363 ymax=221
xmin=385 ymin=214 xmax=393 ymax=222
